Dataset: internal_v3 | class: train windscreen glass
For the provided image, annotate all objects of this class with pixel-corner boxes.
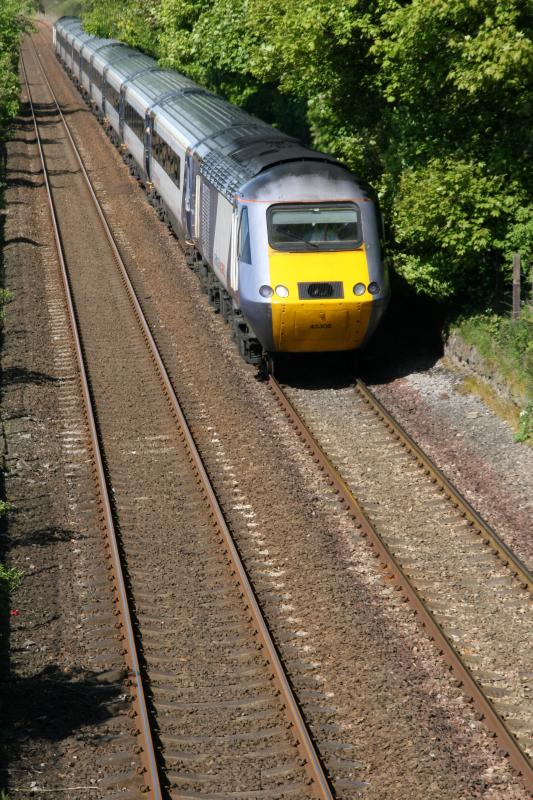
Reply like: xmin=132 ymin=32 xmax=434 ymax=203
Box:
xmin=268 ymin=203 xmax=361 ymax=251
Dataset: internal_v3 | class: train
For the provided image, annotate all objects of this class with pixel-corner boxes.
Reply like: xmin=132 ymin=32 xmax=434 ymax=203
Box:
xmin=53 ymin=17 xmax=389 ymax=367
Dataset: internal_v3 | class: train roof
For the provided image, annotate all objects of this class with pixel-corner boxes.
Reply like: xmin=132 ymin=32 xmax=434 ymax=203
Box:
xmin=73 ymin=31 xmax=96 ymax=53
xmin=54 ymin=18 xmax=344 ymax=199
xmin=126 ymin=70 xmax=197 ymax=110
xmin=104 ymin=51 xmax=157 ymax=85
xmin=56 ymin=18 xmax=122 ymax=59
xmin=55 ymin=16 xmax=81 ymax=33
xmin=91 ymin=43 xmax=133 ymax=68
xmin=80 ymin=35 xmax=123 ymax=59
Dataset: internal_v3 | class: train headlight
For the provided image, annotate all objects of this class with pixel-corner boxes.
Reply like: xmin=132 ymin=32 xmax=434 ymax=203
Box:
xmin=368 ymin=282 xmax=380 ymax=295
xmin=259 ymin=285 xmax=274 ymax=298
xmin=353 ymin=283 xmax=366 ymax=296
xmin=275 ymin=285 xmax=289 ymax=298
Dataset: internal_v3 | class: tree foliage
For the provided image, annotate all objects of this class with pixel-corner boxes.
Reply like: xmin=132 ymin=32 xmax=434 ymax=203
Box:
xmin=0 ymin=0 xmax=34 ymax=137
xmin=82 ymin=0 xmax=533 ymax=308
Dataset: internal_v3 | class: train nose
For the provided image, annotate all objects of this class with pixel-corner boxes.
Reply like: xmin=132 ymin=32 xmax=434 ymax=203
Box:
xmin=273 ymin=300 xmax=373 ymax=352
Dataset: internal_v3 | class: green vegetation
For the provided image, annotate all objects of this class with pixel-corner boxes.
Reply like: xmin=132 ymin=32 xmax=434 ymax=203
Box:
xmin=454 ymin=308 xmax=533 ymax=441
xmin=0 ymin=5 xmax=31 ymax=624
xmin=0 ymin=500 xmax=12 ymax=517
xmin=0 ymin=563 xmax=22 ymax=600
xmin=0 ymin=560 xmax=23 ymax=627
xmin=81 ymin=0 xmax=533 ymax=313
xmin=0 ymin=0 xmax=34 ymax=139
xmin=0 ymin=495 xmax=20 ymax=623
xmin=0 ymin=289 xmax=12 ymax=321
xmin=456 ymin=309 xmax=533 ymax=398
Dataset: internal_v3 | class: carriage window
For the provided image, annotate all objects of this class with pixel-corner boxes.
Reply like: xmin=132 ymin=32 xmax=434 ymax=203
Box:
xmin=125 ymin=102 xmax=145 ymax=139
xmin=104 ymin=82 xmax=120 ymax=111
xmin=152 ymin=129 xmax=180 ymax=188
xmin=238 ymin=207 xmax=251 ymax=263
xmin=92 ymin=67 xmax=103 ymax=91
xmin=268 ymin=203 xmax=362 ymax=252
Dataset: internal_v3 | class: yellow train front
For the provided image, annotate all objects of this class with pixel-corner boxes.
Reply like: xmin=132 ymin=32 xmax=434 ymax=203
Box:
xmin=237 ymin=161 xmax=389 ymax=358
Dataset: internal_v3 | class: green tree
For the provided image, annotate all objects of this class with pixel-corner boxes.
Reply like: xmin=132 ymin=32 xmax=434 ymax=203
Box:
xmin=0 ymin=0 xmax=34 ymax=137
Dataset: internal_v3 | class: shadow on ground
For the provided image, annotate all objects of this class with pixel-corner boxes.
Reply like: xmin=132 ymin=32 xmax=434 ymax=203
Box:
xmin=1 ymin=365 xmax=57 ymax=385
xmin=271 ymin=286 xmax=445 ymax=390
xmin=0 ymin=664 xmax=125 ymax=793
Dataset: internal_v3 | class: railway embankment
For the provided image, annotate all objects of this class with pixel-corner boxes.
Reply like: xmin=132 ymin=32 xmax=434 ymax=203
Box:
xmin=444 ymin=318 xmax=532 ymax=438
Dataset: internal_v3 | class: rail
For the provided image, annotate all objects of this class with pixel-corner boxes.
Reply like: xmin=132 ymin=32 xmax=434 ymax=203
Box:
xmin=20 ymin=45 xmax=162 ymax=800
xmin=23 ymin=34 xmax=334 ymax=799
xmin=268 ymin=375 xmax=533 ymax=794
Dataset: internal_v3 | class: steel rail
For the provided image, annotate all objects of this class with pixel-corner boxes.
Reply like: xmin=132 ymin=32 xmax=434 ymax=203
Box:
xmin=267 ymin=375 xmax=533 ymax=794
xmin=27 ymin=34 xmax=334 ymax=799
xmin=20 ymin=46 xmax=163 ymax=800
xmin=355 ymin=379 xmax=533 ymax=592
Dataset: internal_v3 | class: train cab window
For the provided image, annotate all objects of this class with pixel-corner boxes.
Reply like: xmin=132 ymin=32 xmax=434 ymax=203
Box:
xmin=267 ymin=203 xmax=362 ymax=252
xmin=238 ymin=207 xmax=251 ymax=263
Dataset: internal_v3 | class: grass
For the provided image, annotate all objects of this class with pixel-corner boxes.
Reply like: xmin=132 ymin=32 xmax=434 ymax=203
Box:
xmin=0 ymin=562 xmax=23 ymax=616
xmin=0 ymin=485 xmax=20 ymax=622
xmin=0 ymin=500 xmax=12 ymax=517
xmin=456 ymin=374 xmax=522 ymax=426
xmin=452 ymin=307 xmax=533 ymax=443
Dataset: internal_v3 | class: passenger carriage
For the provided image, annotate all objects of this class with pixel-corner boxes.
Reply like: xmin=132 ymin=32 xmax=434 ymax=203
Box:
xmin=54 ymin=17 xmax=390 ymax=365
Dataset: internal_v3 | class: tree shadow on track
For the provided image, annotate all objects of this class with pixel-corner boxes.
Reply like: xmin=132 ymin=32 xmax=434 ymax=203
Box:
xmin=4 ymin=235 xmax=42 ymax=247
xmin=2 ymin=111 xmax=117 ymax=799
xmin=0 ymin=664 xmax=126 ymax=794
xmin=1 ymin=365 xmax=57 ymax=385
xmin=5 ymin=166 xmax=41 ymax=176
xmin=5 ymin=176 xmax=45 ymax=189
xmin=13 ymin=526 xmax=88 ymax=547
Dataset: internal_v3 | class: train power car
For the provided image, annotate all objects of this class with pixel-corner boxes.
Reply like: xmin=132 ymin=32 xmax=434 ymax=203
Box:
xmin=54 ymin=17 xmax=390 ymax=366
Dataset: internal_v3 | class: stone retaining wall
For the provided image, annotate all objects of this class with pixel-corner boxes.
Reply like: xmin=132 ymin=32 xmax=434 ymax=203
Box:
xmin=444 ymin=332 xmax=528 ymax=409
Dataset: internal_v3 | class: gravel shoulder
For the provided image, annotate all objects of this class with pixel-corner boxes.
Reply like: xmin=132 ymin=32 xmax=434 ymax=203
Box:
xmin=366 ymin=362 xmax=533 ymax=571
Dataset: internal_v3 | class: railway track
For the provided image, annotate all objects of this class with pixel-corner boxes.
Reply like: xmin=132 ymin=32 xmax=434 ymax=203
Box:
xmin=20 ymin=36 xmax=334 ymax=799
xmin=16 ymin=22 xmax=532 ymax=798
xmin=269 ymin=377 xmax=533 ymax=792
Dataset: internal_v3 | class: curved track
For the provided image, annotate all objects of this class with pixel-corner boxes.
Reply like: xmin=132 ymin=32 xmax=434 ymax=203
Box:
xmin=269 ymin=376 xmax=533 ymax=793
xmin=20 ymin=35 xmax=333 ymax=800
